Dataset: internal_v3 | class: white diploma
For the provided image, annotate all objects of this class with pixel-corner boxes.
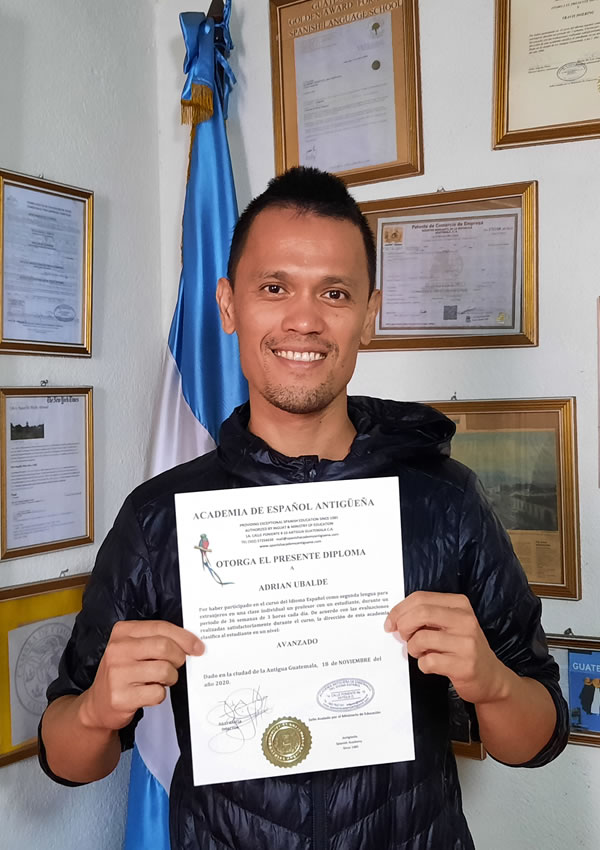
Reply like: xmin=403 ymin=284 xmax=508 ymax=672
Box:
xmin=8 ymin=613 xmax=76 ymax=746
xmin=4 ymin=394 xmax=88 ymax=551
xmin=2 ymin=183 xmax=84 ymax=344
xmin=376 ymin=208 xmax=521 ymax=335
xmin=175 ymin=477 xmax=414 ymax=786
xmin=294 ymin=13 xmax=397 ymax=172
xmin=508 ymin=0 xmax=600 ymax=130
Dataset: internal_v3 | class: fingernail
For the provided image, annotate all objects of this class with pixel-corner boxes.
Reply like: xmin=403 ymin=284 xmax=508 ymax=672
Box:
xmin=193 ymin=639 xmax=204 ymax=655
xmin=384 ymin=617 xmax=392 ymax=633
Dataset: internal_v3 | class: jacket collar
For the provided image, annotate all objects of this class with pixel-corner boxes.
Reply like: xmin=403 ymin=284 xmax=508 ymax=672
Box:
xmin=216 ymin=397 xmax=455 ymax=486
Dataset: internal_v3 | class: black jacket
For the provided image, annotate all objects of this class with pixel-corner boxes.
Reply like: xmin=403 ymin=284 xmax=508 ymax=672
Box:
xmin=41 ymin=398 xmax=569 ymax=849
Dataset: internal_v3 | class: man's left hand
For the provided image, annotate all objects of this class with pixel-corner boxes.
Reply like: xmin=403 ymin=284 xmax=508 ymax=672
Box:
xmin=384 ymin=591 xmax=509 ymax=706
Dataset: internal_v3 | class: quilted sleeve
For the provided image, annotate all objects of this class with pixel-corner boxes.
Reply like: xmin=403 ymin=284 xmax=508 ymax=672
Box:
xmin=458 ymin=471 xmax=569 ymax=767
xmin=38 ymin=495 xmax=158 ymax=784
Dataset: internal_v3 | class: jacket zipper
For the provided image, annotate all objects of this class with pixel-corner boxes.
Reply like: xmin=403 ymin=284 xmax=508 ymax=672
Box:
xmin=304 ymin=457 xmax=318 ymax=481
xmin=311 ymin=772 xmax=328 ymax=850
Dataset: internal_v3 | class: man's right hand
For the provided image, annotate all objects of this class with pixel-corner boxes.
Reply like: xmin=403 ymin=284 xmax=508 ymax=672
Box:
xmin=78 ymin=620 xmax=204 ymax=732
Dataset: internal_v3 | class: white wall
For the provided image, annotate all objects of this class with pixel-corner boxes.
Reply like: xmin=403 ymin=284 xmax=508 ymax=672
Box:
xmin=154 ymin=1 xmax=600 ymax=849
xmin=0 ymin=0 xmax=162 ymax=846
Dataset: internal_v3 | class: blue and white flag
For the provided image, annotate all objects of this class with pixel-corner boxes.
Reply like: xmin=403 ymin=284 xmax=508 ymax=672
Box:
xmin=124 ymin=5 xmax=247 ymax=847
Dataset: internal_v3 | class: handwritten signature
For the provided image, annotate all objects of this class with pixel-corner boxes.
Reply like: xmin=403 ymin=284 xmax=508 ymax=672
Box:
xmin=207 ymin=686 xmax=270 ymax=754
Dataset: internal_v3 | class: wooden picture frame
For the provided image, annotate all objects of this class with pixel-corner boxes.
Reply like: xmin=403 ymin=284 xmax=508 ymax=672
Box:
xmin=0 ymin=574 xmax=88 ymax=767
xmin=493 ymin=0 xmax=600 ymax=149
xmin=427 ymin=398 xmax=580 ymax=600
xmin=0 ymin=169 xmax=93 ymax=357
xmin=0 ymin=387 xmax=94 ymax=560
xmin=547 ymin=634 xmax=600 ymax=748
xmin=269 ymin=0 xmax=423 ymax=186
xmin=360 ymin=182 xmax=538 ymax=351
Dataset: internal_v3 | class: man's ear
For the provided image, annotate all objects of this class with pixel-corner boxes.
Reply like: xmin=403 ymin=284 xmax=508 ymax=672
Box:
xmin=360 ymin=288 xmax=381 ymax=346
xmin=216 ymin=277 xmax=236 ymax=334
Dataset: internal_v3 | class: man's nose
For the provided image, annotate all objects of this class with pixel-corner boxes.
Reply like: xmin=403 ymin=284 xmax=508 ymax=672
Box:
xmin=281 ymin=292 xmax=326 ymax=335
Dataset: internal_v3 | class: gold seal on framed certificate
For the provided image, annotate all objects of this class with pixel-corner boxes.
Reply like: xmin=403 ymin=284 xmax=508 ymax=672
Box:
xmin=262 ymin=717 xmax=312 ymax=768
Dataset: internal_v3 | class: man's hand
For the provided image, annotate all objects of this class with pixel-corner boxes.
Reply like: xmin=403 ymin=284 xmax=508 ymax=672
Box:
xmin=79 ymin=620 xmax=204 ymax=732
xmin=384 ymin=591 xmax=509 ymax=705
xmin=384 ymin=590 xmax=558 ymax=764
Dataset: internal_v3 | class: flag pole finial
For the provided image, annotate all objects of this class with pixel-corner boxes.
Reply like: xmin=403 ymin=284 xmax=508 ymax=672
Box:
xmin=207 ymin=0 xmax=225 ymax=22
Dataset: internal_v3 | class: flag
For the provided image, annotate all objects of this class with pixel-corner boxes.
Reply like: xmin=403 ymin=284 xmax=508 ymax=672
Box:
xmin=124 ymin=5 xmax=247 ymax=847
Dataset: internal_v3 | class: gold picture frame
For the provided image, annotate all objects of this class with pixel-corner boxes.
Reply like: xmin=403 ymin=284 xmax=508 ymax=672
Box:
xmin=0 ymin=574 xmax=88 ymax=767
xmin=269 ymin=0 xmax=423 ymax=186
xmin=360 ymin=181 xmax=538 ymax=351
xmin=427 ymin=398 xmax=580 ymax=600
xmin=0 ymin=169 xmax=93 ymax=356
xmin=0 ymin=387 xmax=94 ymax=560
xmin=546 ymin=634 xmax=600 ymax=748
xmin=493 ymin=0 xmax=600 ymax=149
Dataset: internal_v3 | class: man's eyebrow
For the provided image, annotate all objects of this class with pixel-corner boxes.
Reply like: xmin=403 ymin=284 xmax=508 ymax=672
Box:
xmin=257 ymin=271 xmax=357 ymax=287
xmin=320 ymin=275 xmax=355 ymax=287
xmin=257 ymin=270 xmax=291 ymax=282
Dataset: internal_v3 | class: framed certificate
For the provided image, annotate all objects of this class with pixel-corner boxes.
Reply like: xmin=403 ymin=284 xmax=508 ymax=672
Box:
xmin=0 ymin=169 xmax=93 ymax=356
xmin=269 ymin=0 xmax=423 ymax=186
xmin=494 ymin=0 xmax=600 ymax=149
xmin=546 ymin=634 xmax=600 ymax=748
xmin=0 ymin=575 xmax=87 ymax=767
xmin=360 ymin=182 xmax=538 ymax=351
xmin=427 ymin=398 xmax=580 ymax=600
xmin=0 ymin=387 xmax=94 ymax=560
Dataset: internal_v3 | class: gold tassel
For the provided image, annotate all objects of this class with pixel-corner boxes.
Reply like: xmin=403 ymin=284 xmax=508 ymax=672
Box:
xmin=181 ymin=83 xmax=214 ymax=125
xmin=185 ymin=125 xmax=197 ymax=187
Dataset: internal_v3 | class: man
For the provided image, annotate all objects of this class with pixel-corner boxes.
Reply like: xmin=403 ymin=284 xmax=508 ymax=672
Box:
xmin=40 ymin=167 xmax=568 ymax=849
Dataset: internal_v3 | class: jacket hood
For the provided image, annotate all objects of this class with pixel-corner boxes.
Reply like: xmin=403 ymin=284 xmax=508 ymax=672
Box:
xmin=217 ymin=396 xmax=455 ymax=486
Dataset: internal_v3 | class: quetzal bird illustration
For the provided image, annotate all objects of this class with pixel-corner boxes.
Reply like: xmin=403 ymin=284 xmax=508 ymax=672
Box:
xmin=194 ymin=534 xmax=234 ymax=586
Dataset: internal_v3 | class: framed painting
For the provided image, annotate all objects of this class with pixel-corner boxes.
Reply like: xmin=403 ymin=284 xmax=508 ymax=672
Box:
xmin=428 ymin=398 xmax=580 ymax=599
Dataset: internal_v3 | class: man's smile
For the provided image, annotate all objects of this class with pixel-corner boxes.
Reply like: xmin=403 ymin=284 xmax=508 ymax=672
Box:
xmin=272 ymin=349 xmax=327 ymax=362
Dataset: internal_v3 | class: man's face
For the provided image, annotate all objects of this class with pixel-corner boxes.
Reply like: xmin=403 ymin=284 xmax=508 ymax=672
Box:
xmin=217 ymin=207 xmax=380 ymax=416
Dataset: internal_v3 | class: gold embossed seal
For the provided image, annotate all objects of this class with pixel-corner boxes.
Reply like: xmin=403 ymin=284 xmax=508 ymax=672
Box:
xmin=261 ymin=717 xmax=312 ymax=768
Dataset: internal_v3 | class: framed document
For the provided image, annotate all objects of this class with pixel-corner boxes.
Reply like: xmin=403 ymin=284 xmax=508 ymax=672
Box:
xmin=0 ymin=169 xmax=93 ymax=356
xmin=269 ymin=0 xmax=423 ymax=186
xmin=428 ymin=398 xmax=580 ymax=600
xmin=547 ymin=634 xmax=600 ymax=748
xmin=0 ymin=387 xmax=94 ymax=560
xmin=0 ymin=574 xmax=87 ymax=767
xmin=360 ymin=182 xmax=538 ymax=351
xmin=494 ymin=0 xmax=600 ymax=148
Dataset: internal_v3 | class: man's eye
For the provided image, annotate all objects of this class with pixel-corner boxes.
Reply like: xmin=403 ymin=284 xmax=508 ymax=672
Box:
xmin=264 ymin=284 xmax=283 ymax=294
xmin=325 ymin=289 xmax=347 ymax=300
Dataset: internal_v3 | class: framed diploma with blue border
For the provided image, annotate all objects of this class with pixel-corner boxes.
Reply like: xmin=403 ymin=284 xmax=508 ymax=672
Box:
xmin=547 ymin=634 xmax=600 ymax=748
xmin=0 ymin=169 xmax=93 ymax=357
xmin=0 ymin=574 xmax=88 ymax=767
xmin=269 ymin=0 xmax=423 ymax=186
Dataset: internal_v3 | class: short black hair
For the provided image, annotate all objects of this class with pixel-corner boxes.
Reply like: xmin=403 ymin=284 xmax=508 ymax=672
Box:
xmin=227 ymin=166 xmax=376 ymax=295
